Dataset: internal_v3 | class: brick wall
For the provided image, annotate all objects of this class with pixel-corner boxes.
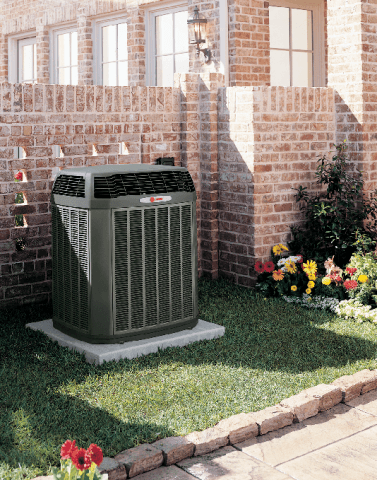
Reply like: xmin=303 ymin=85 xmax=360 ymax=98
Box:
xmin=0 ymin=83 xmax=182 ymax=307
xmin=327 ymin=0 xmax=377 ymax=193
xmin=218 ymin=86 xmax=336 ymax=286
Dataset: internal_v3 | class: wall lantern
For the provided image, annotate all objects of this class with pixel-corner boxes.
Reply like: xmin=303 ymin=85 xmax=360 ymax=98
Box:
xmin=187 ymin=6 xmax=211 ymax=63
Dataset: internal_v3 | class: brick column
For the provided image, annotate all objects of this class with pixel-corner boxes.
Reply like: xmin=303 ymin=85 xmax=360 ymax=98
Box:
xmin=228 ymin=0 xmax=270 ymax=86
xmin=127 ymin=7 xmax=146 ymax=86
xmin=0 ymin=27 xmax=8 ymax=82
xmin=178 ymin=73 xmax=223 ymax=279
xmin=327 ymin=0 xmax=377 ymax=191
xmin=36 ymin=23 xmax=50 ymax=84
xmin=77 ymin=15 xmax=94 ymax=85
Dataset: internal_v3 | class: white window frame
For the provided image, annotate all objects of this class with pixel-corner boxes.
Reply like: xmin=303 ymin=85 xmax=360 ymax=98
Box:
xmin=269 ymin=0 xmax=325 ymax=87
xmin=145 ymin=0 xmax=188 ymax=86
xmin=8 ymin=32 xmax=37 ymax=83
xmin=50 ymin=24 xmax=78 ymax=84
xmin=93 ymin=14 xmax=129 ymax=86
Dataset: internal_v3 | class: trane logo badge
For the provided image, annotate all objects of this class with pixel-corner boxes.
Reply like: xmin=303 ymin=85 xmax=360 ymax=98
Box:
xmin=140 ymin=196 xmax=172 ymax=204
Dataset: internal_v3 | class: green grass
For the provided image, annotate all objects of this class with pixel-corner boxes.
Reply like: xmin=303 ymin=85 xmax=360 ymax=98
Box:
xmin=1 ymin=277 xmax=377 ymax=479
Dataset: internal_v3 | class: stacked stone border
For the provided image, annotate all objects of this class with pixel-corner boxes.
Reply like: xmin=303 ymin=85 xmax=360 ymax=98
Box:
xmin=87 ymin=368 xmax=377 ymax=479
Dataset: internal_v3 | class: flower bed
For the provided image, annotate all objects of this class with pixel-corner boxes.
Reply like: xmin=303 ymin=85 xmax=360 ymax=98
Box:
xmin=255 ymin=242 xmax=377 ymax=324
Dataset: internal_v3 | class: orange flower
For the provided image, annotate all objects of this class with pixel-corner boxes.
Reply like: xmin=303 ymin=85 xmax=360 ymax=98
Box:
xmin=272 ymin=269 xmax=284 ymax=281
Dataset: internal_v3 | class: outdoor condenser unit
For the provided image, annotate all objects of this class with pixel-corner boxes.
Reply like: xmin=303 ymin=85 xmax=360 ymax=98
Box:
xmin=51 ymin=164 xmax=198 ymax=344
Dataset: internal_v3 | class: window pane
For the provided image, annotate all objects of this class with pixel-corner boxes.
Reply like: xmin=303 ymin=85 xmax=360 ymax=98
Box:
xmin=156 ymin=55 xmax=174 ymax=86
xmin=103 ymin=62 xmax=117 ymax=86
xmin=292 ymin=51 xmax=313 ymax=86
xmin=22 ymin=44 xmax=34 ymax=81
xmin=270 ymin=49 xmax=290 ymax=86
xmin=58 ymin=67 xmax=71 ymax=85
xmin=156 ymin=14 xmax=173 ymax=55
xmin=71 ymin=31 xmax=78 ymax=65
xmin=58 ymin=33 xmax=70 ymax=67
xmin=175 ymin=52 xmax=189 ymax=74
xmin=118 ymin=22 xmax=128 ymax=61
xmin=292 ymin=9 xmax=312 ymax=50
xmin=33 ymin=43 xmax=37 ymax=80
xmin=269 ymin=6 xmax=289 ymax=49
xmin=118 ymin=61 xmax=128 ymax=86
xmin=71 ymin=66 xmax=78 ymax=85
xmin=174 ymin=10 xmax=188 ymax=53
xmin=103 ymin=25 xmax=117 ymax=63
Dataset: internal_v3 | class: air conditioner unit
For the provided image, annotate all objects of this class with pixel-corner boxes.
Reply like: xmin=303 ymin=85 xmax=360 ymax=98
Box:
xmin=51 ymin=164 xmax=198 ymax=344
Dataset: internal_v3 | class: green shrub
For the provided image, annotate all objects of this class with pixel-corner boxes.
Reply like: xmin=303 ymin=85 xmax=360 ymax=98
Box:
xmin=346 ymin=252 xmax=377 ymax=306
xmin=289 ymin=141 xmax=377 ymax=268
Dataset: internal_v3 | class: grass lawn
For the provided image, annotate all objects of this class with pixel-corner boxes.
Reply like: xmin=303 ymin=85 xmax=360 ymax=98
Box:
xmin=1 ymin=277 xmax=377 ymax=479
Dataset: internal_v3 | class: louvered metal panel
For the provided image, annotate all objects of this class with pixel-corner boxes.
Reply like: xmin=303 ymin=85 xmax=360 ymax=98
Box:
xmin=52 ymin=205 xmax=89 ymax=331
xmin=94 ymin=171 xmax=196 ymax=198
xmin=113 ymin=202 xmax=194 ymax=333
xmin=52 ymin=175 xmax=86 ymax=197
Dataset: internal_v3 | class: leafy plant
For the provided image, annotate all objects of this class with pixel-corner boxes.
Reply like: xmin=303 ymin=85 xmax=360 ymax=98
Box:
xmin=346 ymin=252 xmax=377 ymax=306
xmin=289 ymin=141 xmax=377 ymax=267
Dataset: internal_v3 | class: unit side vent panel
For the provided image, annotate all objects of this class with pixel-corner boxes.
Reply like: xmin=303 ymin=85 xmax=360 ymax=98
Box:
xmin=95 ymin=171 xmax=195 ymax=198
xmin=52 ymin=175 xmax=86 ymax=197
xmin=114 ymin=203 xmax=194 ymax=332
xmin=52 ymin=205 xmax=89 ymax=331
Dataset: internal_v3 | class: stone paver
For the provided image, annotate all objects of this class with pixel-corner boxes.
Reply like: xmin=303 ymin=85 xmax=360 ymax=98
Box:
xmin=235 ymin=402 xmax=377 ymax=467
xmin=278 ymin=424 xmax=377 ymax=480
xmin=132 ymin=465 xmax=195 ymax=479
xmin=152 ymin=437 xmax=195 ymax=466
xmin=177 ymin=446 xmax=294 ymax=480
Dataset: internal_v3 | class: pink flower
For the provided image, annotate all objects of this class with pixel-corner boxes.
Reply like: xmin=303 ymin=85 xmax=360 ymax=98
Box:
xmin=346 ymin=267 xmax=357 ymax=276
xmin=14 ymin=172 xmax=22 ymax=181
xmin=344 ymin=279 xmax=358 ymax=290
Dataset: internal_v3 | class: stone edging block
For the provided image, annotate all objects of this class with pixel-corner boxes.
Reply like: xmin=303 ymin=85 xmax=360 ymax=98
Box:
xmin=332 ymin=369 xmax=377 ymax=402
xmin=185 ymin=426 xmax=229 ymax=456
xmin=215 ymin=412 xmax=259 ymax=444
xmin=114 ymin=444 xmax=163 ymax=478
xmin=35 ymin=369 xmax=377 ymax=480
xmin=152 ymin=436 xmax=195 ymax=466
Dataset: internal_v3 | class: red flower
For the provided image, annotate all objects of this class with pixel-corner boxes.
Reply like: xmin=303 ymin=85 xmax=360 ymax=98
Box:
xmin=335 ymin=275 xmax=342 ymax=283
xmin=344 ymin=279 xmax=358 ymax=290
xmin=14 ymin=172 xmax=22 ymax=181
xmin=60 ymin=440 xmax=77 ymax=460
xmin=297 ymin=255 xmax=303 ymax=263
xmin=264 ymin=261 xmax=275 ymax=273
xmin=346 ymin=267 xmax=357 ymax=276
xmin=87 ymin=444 xmax=103 ymax=466
xmin=71 ymin=448 xmax=92 ymax=471
xmin=255 ymin=261 xmax=265 ymax=273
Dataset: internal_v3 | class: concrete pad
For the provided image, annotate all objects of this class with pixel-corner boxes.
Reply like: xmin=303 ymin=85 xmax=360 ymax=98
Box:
xmin=235 ymin=402 xmax=377 ymax=467
xmin=177 ymin=446 xmax=294 ymax=480
xmin=346 ymin=387 xmax=377 ymax=415
xmin=278 ymin=424 xmax=377 ymax=480
xmin=131 ymin=465 xmax=194 ymax=479
xmin=26 ymin=319 xmax=225 ymax=365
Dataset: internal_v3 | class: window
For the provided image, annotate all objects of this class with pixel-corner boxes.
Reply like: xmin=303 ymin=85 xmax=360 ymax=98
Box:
xmin=51 ymin=26 xmax=78 ymax=84
xmin=18 ymin=38 xmax=37 ymax=83
xmin=269 ymin=0 xmax=324 ymax=87
xmin=8 ymin=34 xmax=37 ymax=83
xmin=94 ymin=17 xmax=128 ymax=86
xmin=146 ymin=3 xmax=189 ymax=86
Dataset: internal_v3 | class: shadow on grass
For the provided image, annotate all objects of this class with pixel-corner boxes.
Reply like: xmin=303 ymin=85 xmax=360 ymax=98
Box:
xmin=1 ymin=276 xmax=377 ymax=476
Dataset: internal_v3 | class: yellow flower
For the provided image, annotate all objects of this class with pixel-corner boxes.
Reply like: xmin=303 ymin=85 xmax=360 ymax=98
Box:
xmin=272 ymin=269 xmax=284 ymax=281
xmin=322 ymin=277 xmax=331 ymax=286
xmin=291 ymin=285 xmax=297 ymax=292
xmin=306 ymin=288 xmax=312 ymax=294
xmin=272 ymin=243 xmax=289 ymax=256
xmin=308 ymin=274 xmax=316 ymax=281
xmin=303 ymin=260 xmax=317 ymax=276
xmin=285 ymin=260 xmax=297 ymax=274
xmin=358 ymin=275 xmax=368 ymax=283
xmin=307 ymin=281 xmax=315 ymax=289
